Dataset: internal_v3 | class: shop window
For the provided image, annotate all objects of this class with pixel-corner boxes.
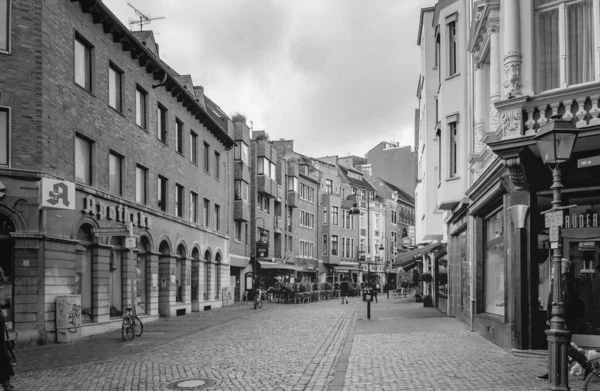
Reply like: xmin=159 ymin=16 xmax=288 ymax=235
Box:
xmin=483 ymin=207 xmax=505 ymax=316
xmin=176 ymin=245 xmax=185 ymax=302
xmin=76 ymin=224 xmax=94 ymax=323
xmin=204 ymin=250 xmax=211 ymax=300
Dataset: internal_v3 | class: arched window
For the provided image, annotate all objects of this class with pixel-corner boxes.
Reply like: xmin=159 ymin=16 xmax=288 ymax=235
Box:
xmin=215 ymin=253 xmax=221 ymax=299
xmin=176 ymin=244 xmax=186 ymax=302
xmin=204 ymin=250 xmax=211 ymax=300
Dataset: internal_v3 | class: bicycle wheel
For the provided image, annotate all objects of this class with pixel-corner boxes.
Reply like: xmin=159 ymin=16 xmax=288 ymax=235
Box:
xmin=134 ymin=316 xmax=143 ymax=337
xmin=121 ymin=318 xmax=133 ymax=341
xmin=584 ymin=369 xmax=600 ymax=390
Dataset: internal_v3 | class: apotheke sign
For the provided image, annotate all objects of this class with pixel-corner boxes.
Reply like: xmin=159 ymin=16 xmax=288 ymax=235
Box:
xmin=82 ymin=195 xmax=152 ymax=229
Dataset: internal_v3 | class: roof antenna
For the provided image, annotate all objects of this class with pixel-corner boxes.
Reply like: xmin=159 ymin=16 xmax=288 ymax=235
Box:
xmin=127 ymin=3 xmax=165 ymax=31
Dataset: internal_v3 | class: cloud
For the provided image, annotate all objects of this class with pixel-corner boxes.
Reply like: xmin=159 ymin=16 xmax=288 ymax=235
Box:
xmin=104 ymin=0 xmax=426 ymax=158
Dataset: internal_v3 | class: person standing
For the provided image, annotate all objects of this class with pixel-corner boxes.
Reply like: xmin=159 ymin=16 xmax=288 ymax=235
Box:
xmin=370 ymin=282 xmax=378 ymax=303
xmin=340 ymin=279 xmax=349 ymax=304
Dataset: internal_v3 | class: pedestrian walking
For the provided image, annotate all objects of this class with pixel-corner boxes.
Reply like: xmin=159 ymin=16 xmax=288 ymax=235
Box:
xmin=537 ymin=259 xmax=590 ymax=381
xmin=340 ymin=279 xmax=349 ymax=304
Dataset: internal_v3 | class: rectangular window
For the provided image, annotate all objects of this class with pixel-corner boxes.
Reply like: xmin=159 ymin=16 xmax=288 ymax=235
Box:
xmin=75 ymin=135 xmax=92 ymax=185
xmin=325 ymin=179 xmax=333 ymax=195
xmin=135 ymin=165 xmax=147 ymax=204
xmin=235 ymin=180 xmax=249 ymax=201
xmin=0 ymin=108 xmax=8 ymax=166
xmin=287 ymin=176 xmax=298 ymax=192
xmin=203 ymin=142 xmax=210 ymax=171
xmin=135 ymin=85 xmax=147 ymax=129
xmin=108 ymin=151 xmax=122 ymax=195
xmin=234 ymin=142 xmax=249 ymax=165
xmin=157 ymin=104 xmax=167 ymax=142
xmin=331 ymin=235 xmax=338 ymax=256
xmin=484 ymin=207 xmax=505 ymax=316
xmin=448 ymin=21 xmax=457 ymax=76
xmin=203 ymin=198 xmax=210 ymax=226
xmin=158 ymin=175 xmax=167 ymax=211
xmin=323 ymin=205 xmax=328 ymax=225
xmin=215 ymin=151 xmax=220 ymax=179
xmin=323 ymin=234 xmax=328 ymax=255
xmin=190 ymin=192 xmax=198 ymax=223
xmin=174 ymin=184 xmax=184 ymax=218
xmin=108 ymin=63 xmax=122 ymax=112
xmin=190 ymin=131 xmax=198 ymax=164
xmin=74 ymin=34 xmax=93 ymax=91
xmin=270 ymin=161 xmax=276 ymax=181
xmin=175 ymin=118 xmax=183 ymax=154
xmin=0 ymin=0 xmax=10 ymax=52
xmin=234 ymin=222 xmax=242 ymax=241
xmin=214 ymin=204 xmax=220 ymax=231
xmin=449 ymin=122 xmax=457 ymax=177
xmin=263 ymin=197 xmax=270 ymax=214
xmin=332 ymin=206 xmax=339 ymax=226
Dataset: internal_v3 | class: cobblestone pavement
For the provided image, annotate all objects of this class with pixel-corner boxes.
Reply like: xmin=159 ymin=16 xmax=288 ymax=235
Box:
xmin=11 ymin=296 xmax=587 ymax=390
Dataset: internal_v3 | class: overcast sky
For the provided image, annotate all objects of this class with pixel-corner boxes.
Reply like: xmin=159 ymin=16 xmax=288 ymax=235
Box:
xmin=103 ymin=0 xmax=426 ymax=158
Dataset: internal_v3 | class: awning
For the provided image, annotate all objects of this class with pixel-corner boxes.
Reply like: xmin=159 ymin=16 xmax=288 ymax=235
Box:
xmin=257 ymin=260 xmax=299 ymax=271
xmin=229 ymin=254 xmax=250 ymax=268
xmin=392 ymin=242 xmax=446 ymax=269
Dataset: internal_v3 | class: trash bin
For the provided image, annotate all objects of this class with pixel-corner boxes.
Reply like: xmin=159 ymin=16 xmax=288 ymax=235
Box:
xmin=56 ymin=295 xmax=82 ymax=343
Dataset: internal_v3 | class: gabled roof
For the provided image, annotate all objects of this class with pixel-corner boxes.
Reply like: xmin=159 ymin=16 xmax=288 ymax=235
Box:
xmin=337 ymin=165 xmax=376 ymax=191
xmin=380 ymin=178 xmax=415 ymax=205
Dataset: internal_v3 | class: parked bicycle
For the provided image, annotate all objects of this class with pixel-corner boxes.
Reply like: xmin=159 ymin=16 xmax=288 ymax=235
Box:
xmin=122 ymin=302 xmax=144 ymax=341
xmin=253 ymin=290 xmax=262 ymax=310
xmin=583 ymin=356 xmax=600 ymax=390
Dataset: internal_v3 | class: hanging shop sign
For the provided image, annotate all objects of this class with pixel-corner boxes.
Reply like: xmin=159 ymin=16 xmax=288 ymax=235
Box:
xmin=564 ymin=213 xmax=599 ymax=229
xmin=40 ymin=178 xmax=76 ymax=210
xmin=82 ymin=194 xmax=152 ymax=229
xmin=577 ymin=155 xmax=600 ymax=168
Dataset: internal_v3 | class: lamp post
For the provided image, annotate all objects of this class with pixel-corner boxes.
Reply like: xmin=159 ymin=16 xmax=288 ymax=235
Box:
xmin=254 ymin=217 xmax=269 ymax=292
xmin=379 ymin=236 xmax=391 ymax=299
xmin=533 ymin=117 xmax=579 ymax=391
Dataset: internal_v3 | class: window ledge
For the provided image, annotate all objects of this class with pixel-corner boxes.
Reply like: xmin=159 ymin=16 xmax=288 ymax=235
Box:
xmin=445 ymin=176 xmax=460 ymax=182
xmin=108 ymin=105 xmax=125 ymax=117
xmin=158 ymin=139 xmax=169 ymax=146
xmin=136 ymin=124 xmax=148 ymax=132
xmin=0 ymin=50 xmax=11 ymax=55
xmin=445 ymin=73 xmax=461 ymax=81
xmin=75 ymin=83 xmax=96 ymax=98
xmin=191 ymin=161 xmax=198 ymax=167
xmin=176 ymin=151 xmax=184 ymax=157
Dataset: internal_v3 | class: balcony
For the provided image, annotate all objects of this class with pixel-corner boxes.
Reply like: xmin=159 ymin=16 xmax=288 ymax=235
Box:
xmin=287 ymin=191 xmax=298 ymax=208
xmin=496 ymin=83 xmax=600 ymax=139
xmin=233 ymin=200 xmax=250 ymax=222
xmin=257 ymin=175 xmax=277 ymax=198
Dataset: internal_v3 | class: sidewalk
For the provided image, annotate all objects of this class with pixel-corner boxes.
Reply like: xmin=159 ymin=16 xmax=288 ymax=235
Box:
xmin=332 ymin=295 xmax=579 ymax=391
xmin=16 ymin=301 xmax=260 ymax=373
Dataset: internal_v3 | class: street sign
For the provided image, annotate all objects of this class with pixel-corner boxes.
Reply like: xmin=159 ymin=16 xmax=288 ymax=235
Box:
xmin=125 ymin=237 xmax=137 ymax=248
xmin=549 ymin=226 xmax=560 ymax=242
xmin=92 ymin=226 xmax=131 ymax=236
xmin=544 ymin=211 xmax=563 ymax=228
xmin=578 ymin=155 xmax=600 ymax=168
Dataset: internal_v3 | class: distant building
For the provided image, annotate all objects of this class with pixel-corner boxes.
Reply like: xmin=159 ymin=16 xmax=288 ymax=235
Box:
xmin=364 ymin=141 xmax=417 ymax=197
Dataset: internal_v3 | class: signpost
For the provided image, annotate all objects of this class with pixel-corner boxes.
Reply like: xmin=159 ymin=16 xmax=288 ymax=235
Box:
xmin=577 ymin=155 xmax=600 ymax=168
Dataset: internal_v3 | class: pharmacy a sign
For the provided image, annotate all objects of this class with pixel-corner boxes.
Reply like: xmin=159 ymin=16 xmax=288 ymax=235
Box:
xmin=40 ymin=178 xmax=75 ymax=210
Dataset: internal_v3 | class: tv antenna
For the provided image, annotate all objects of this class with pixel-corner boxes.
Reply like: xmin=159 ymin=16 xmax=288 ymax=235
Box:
xmin=127 ymin=3 xmax=165 ymax=31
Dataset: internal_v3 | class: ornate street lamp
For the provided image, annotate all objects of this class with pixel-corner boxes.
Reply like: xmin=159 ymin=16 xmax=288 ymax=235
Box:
xmin=533 ymin=117 xmax=579 ymax=391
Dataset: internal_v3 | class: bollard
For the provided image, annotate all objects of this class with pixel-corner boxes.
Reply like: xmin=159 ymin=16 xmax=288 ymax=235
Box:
xmin=367 ymin=299 xmax=371 ymax=319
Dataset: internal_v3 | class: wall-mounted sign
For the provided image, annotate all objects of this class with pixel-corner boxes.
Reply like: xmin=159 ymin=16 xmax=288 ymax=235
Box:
xmin=577 ymin=155 xmax=600 ymax=168
xmin=545 ymin=211 xmax=563 ymax=228
xmin=40 ymin=178 xmax=75 ymax=210
xmin=82 ymin=195 xmax=152 ymax=229
xmin=564 ymin=213 xmax=599 ymax=229
xmin=549 ymin=226 xmax=560 ymax=243
xmin=125 ymin=237 xmax=137 ymax=248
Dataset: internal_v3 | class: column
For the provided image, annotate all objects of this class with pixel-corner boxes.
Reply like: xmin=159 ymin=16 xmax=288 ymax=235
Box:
xmin=489 ymin=24 xmax=502 ymax=135
xmin=503 ymin=0 xmax=522 ymax=99
xmin=92 ymin=243 xmax=111 ymax=323
xmin=147 ymin=252 xmax=160 ymax=316
xmin=120 ymin=248 xmax=136 ymax=314
xmin=183 ymin=258 xmax=191 ymax=303
xmin=474 ymin=62 xmax=486 ymax=154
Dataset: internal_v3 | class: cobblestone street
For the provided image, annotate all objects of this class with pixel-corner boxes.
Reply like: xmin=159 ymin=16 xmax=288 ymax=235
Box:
xmin=12 ymin=297 xmax=576 ymax=390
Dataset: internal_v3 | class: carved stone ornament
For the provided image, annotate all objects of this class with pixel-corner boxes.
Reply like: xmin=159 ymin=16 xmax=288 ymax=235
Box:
xmin=489 ymin=101 xmax=502 ymax=134
xmin=500 ymin=108 xmax=522 ymax=135
xmin=505 ymin=157 xmax=529 ymax=189
xmin=503 ymin=62 xmax=522 ymax=99
xmin=474 ymin=121 xmax=486 ymax=153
